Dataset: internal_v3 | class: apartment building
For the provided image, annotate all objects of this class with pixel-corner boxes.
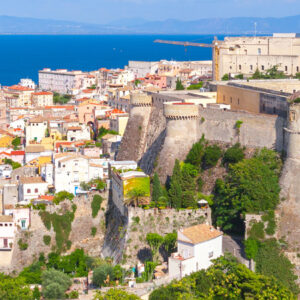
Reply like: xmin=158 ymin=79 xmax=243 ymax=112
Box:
xmin=38 ymin=68 xmax=86 ymax=94
xmin=31 ymin=91 xmax=53 ymax=107
xmin=3 ymin=85 xmax=34 ymax=107
xmin=25 ymin=116 xmax=48 ymax=145
xmin=215 ymin=33 xmax=300 ymax=80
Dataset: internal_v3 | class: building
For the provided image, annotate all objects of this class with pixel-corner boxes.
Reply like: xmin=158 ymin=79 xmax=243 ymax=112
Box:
xmin=215 ymin=33 xmax=300 ymax=80
xmin=25 ymin=116 xmax=48 ymax=145
xmin=102 ymin=134 xmax=122 ymax=159
xmin=169 ymin=224 xmax=223 ymax=278
xmin=18 ymin=177 xmax=49 ymax=203
xmin=0 ymin=164 xmax=13 ymax=179
xmin=31 ymin=92 xmax=53 ymax=107
xmin=110 ymin=113 xmax=129 ymax=136
xmin=19 ymin=78 xmax=36 ymax=89
xmin=0 ymin=215 xmax=14 ymax=250
xmin=214 ymin=79 xmax=300 ymax=117
xmin=110 ymin=162 xmax=150 ymax=214
xmin=67 ymin=125 xmax=91 ymax=142
xmin=3 ymin=85 xmax=34 ymax=107
xmin=38 ymin=68 xmax=86 ymax=94
xmin=128 ymin=61 xmax=159 ymax=78
xmin=4 ymin=207 xmax=30 ymax=230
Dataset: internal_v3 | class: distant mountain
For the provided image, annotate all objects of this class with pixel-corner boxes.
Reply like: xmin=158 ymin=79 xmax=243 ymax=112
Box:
xmin=0 ymin=15 xmax=299 ymax=35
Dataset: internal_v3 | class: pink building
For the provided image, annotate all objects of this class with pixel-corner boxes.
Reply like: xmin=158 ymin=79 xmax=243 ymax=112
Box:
xmin=144 ymin=75 xmax=167 ymax=89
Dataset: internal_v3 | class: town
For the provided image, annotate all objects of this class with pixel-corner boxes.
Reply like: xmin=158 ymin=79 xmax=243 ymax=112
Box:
xmin=1 ymin=33 xmax=300 ymax=299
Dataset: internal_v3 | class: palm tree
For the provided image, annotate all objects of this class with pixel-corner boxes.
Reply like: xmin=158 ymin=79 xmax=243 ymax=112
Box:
xmin=124 ymin=188 xmax=147 ymax=207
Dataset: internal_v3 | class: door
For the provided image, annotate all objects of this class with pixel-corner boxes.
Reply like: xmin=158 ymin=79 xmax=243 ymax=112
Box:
xmin=3 ymin=238 xmax=8 ymax=248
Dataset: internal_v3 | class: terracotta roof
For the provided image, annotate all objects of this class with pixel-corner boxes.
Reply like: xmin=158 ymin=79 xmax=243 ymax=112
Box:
xmin=28 ymin=116 xmax=46 ymax=123
xmin=7 ymin=85 xmax=34 ymax=92
xmin=82 ymin=89 xmax=94 ymax=93
xmin=67 ymin=126 xmax=82 ymax=131
xmin=179 ymin=224 xmax=222 ymax=244
xmin=45 ymin=105 xmax=74 ymax=110
xmin=38 ymin=195 xmax=54 ymax=201
xmin=20 ymin=176 xmax=46 ymax=184
xmin=11 ymin=151 xmax=25 ymax=155
xmin=32 ymin=92 xmax=53 ymax=96
xmin=0 ymin=215 xmax=13 ymax=222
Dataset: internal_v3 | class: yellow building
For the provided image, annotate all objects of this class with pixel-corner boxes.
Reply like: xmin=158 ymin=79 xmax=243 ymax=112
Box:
xmin=0 ymin=135 xmax=14 ymax=148
xmin=4 ymin=85 xmax=34 ymax=107
xmin=27 ymin=156 xmax=52 ymax=173
xmin=31 ymin=92 xmax=53 ymax=107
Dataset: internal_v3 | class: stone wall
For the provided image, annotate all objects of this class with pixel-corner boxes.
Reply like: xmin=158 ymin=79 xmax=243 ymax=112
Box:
xmin=0 ymin=192 xmax=106 ymax=274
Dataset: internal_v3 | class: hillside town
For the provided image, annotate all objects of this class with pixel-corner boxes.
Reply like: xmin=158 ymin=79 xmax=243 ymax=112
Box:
xmin=1 ymin=33 xmax=300 ymax=299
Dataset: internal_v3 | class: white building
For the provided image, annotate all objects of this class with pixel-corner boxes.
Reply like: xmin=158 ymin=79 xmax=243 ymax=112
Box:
xmin=169 ymin=224 xmax=223 ymax=278
xmin=40 ymin=163 xmax=54 ymax=185
xmin=38 ymin=68 xmax=86 ymax=94
xmin=67 ymin=125 xmax=91 ymax=142
xmin=4 ymin=208 xmax=30 ymax=230
xmin=19 ymin=78 xmax=36 ymax=89
xmin=54 ymin=154 xmax=104 ymax=194
xmin=18 ymin=177 xmax=49 ymax=204
xmin=128 ymin=61 xmax=159 ymax=78
xmin=0 ymin=164 xmax=13 ymax=179
xmin=25 ymin=116 xmax=48 ymax=145
xmin=0 ymin=215 xmax=14 ymax=250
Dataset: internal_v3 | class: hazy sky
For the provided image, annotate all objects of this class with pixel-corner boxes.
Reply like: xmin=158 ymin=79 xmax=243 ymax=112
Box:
xmin=0 ymin=0 xmax=299 ymax=24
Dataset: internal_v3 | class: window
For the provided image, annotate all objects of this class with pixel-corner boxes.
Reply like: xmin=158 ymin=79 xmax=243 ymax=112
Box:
xmin=230 ymin=97 xmax=232 ymax=103
xmin=263 ymin=104 xmax=266 ymax=111
xmin=239 ymin=65 xmax=241 ymax=70
xmin=21 ymin=220 xmax=26 ymax=229
xmin=209 ymin=251 xmax=214 ymax=258
xmin=258 ymin=48 xmax=261 ymax=55
xmin=34 ymin=188 xmax=38 ymax=193
xmin=27 ymin=189 xmax=31 ymax=193
xmin=250 ymin=65 xmax=253 ymax=71
xmin=0 ymin=224 xmax=2 ymax=227
xmin=273 ymin=107 xmax=276 ymax=114
xmin=285 ymin=66 xmax=288 ymax=72
xmin=261 ymin=65 xmax=265 ymax=71
xmin=223 ymin=95 xmax=225 ymax=101
xmin=297 ymin=66 xmax=299 ymax=72
xmin=238 ymin=98 xmax=240 ymax=105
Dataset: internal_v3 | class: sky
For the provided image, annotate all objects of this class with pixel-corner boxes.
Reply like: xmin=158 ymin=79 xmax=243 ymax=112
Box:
xmin=0 ymin=0 xmax=299 ymax=24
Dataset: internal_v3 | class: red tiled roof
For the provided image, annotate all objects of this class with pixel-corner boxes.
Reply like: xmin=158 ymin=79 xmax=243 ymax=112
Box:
xmin=7 ymin=85 xmax=34 ymax=92
xmin=38 ymin=195 xmax=54 ymax=201
xmin=45 ymin=105 xmax=74 ymax=110
xmin=32 ymin=92 xmax=53 ymax=96
xmin=11 ymin=151 xmax=25 ymax=155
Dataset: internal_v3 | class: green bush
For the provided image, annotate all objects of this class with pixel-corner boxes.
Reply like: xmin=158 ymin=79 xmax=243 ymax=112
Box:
xmin=43 ymin=235 xmax=51 ymax=246
xmin=91 ymin=195 xmax=103 ymax=218
xmin=53 ymin=191 xmax=74 ymax=205
xmin=248 ymin=221 xmax=265 ymax=240
xmin=262 ymin=210 xmax=276 ymax=235
xmin=0 ymin=274 xmax=33 ymax=299
xmin=187 ymin=82 xmax=203 ymax=90
xmin=91 ymin=227 xmax=97 ymax=236
xmin=244 ymin=238 xmax=259 ymax=260
xmin=18 ymin=239 xmax=28 ymax=251
xmin=202 ymin=145 xmax=222 ymax=168
xmin=68 ymin=290 xmax=79 ymax=299
xmin=92 ymin=265 xmax=115 ymax=287
xmin=223 ymin=143 xmax=245 ymax=165
xmin=197 ymin=177 xmax=204 ymax=191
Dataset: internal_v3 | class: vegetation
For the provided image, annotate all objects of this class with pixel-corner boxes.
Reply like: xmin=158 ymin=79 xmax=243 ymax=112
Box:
xmin=92 ymin=264 xmax=115 ymax=287
xmin=250 ymin=65 xmax=287 ymax=80
xmin=235 ymin=74 xmax=244 ymax=79
xmin=152 ymin=172 xmax=164 ymax=206
xmin=221 ymin=73 xmax=230 ymax=81
xmin=4 ymin=157 xmax=21 ymax=169
xmin=53 ymin=92 xmax=72 ymax=104
xmin=202 ymin=145 xmax=222 ymax=168
xmin=0 ymin=273 xmax=33 ymax=300
xmin=39 ymin=204 xmax=77 ymax=252
xmin=168 ymin=160 xmax=183 ymax=209
xmin=98 ymin=126 xmax=118 ymax=139
xmin=149 ymin=255 xmax=295 ymax=299
xmin=53 ymin=191 xmax=74 ymax=205
xmin=18 ymin=238 xmax=28 ymax=250
xmin=80 ymin=178 xmax=106 ymax=191
xmin=94 ymin=289 xmax=140 ymax=300
xmin=91 ymin=227 xmax=97 ymax=236
xmin=175 ymin=78 xmax=184 ymax=90
xmin=91 ymin=194 xmax=103 ymax=218
xmin=42 ymin=269 xmax=71 ymax=300
xmin=187 ymin=82 xmax=203 ymax=90
xmin=124 ymin=188 xmax=148 ymax=207
xmin=11 ymin=137 xmax=21 ymax=148
xmin=223 ymin=143 xmax=245 ymax=165
xmin=185 ymin=136 xmax=205 ymax=168
xmin=213 ymin=148 xmax=281 ymax=233
xmin=163 ymin=232 xmax=177 ymax=256
xmin=43 ymin=235 xmax=51 ymax=246
xmin=146 ymin=233 xmax=164 ymax=261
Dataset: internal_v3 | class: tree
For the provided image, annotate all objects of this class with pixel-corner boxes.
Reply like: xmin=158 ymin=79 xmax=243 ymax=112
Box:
xmin=202 ymin=145 xmax=222 ymax=168
xmin=223 ymin=143 xmax=245 ymax=165
xmin=91 ymin=194 xmax=103 ymax=217
xmin=152 ymin=173 xmax=163 ymax=206
xmin=53 ymin=191 xmax=74 ymax=204
xmin=213 ymin=150 xmax=281 ymax=232
xmin=146 ymin=233 xmax=164 ymax=261
xmin=124 ymin=188 xmax=147 ymax=207
xmin=94 ymin=288 xmax=140 ymax=300
xmin=42 ymin=269 xmax=71 ymax=300
xmin=163 ymin=232 xmax=177 ymax=255
xmin=251 ymin=68 xmax=263 ymax=79
xmin=92 ymin=265 xmax=115 ymax=287
xmin=0 ymin=274 xmax=33 ymax=300
xmin=32 ymin=286 xmax=41 ymax=300
xmin=221 ymin=73 xmax=229 ymax=81
xmin=185 ymin=136 xmax=205 ymax=167
xmin=175 ymin=78 xmax=184 ymax=90
xmin=168 ymin=160 xmax=182 ymax=208
xmin=12 ymin=137 xmax=21 ymax=148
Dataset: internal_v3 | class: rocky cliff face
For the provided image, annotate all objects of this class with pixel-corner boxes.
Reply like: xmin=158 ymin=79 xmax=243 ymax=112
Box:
xmin=0 ymin=193 xmax=106 ymax=274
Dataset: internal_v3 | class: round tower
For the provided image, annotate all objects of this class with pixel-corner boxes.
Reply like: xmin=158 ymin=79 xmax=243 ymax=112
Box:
xmin=130 ymin=92 xmax=152 ymax=107
xmin=286 ymin=98 xmax=300 ymax=160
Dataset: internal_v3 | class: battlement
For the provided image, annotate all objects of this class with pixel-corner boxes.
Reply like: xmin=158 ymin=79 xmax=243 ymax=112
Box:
xmin=164 ymin=102 xmax=199 ymax=120
xmin=130 ymin=93 xmax=152 ymax=107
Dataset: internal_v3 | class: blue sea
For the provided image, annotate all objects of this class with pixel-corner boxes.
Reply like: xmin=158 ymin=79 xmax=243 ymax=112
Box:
xmin=0 ymin=35 xmax=221 ymax=86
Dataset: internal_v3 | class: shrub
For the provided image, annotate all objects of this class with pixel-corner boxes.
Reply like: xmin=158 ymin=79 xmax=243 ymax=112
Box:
xmin=43 ymin=235 xmax=51 ymax=246
xmin=91 ymin=227 xmax=97 ymax=237
xmin=68 ymin=290 xmax=79 ymax=299
xmin=223 ymin=143 xmax=245 ymax=165
xmin=132 ymin=216 xmax=140 ymax=224
xmin=53 ymin=191 xmax=74 ymax=205
xmin=18 ymin=239 xmax=28 ymax=251
xmin=203 ymin=145 xmax=222 ymax=168
xmin=244 ymin=238 xmax=259 ymax=259
xmin=262 ymin=210 xmax=276 ymax=235
xmin=248 ymin=221 xmax=265 ymax=240
xmin=91 ymin=195 xmax=103 ymax=218
xmin=197 ymin=177 xmax=204 ymax=191
xmin=92 ymin=265 xmax=115 ymax=287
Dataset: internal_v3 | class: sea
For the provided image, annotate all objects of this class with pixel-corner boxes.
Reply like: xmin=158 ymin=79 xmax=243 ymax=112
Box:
xmin=0 ymin=35 xmax=222 ymax=86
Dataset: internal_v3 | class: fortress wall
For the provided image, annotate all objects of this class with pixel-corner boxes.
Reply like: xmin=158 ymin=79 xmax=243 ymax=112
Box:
xmin=156 ymin=108 xmax=285 ymax=181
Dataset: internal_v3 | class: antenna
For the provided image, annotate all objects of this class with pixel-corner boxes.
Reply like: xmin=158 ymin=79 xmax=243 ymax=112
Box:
xmin=254 ymin=22 xmax=257 ymax=37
